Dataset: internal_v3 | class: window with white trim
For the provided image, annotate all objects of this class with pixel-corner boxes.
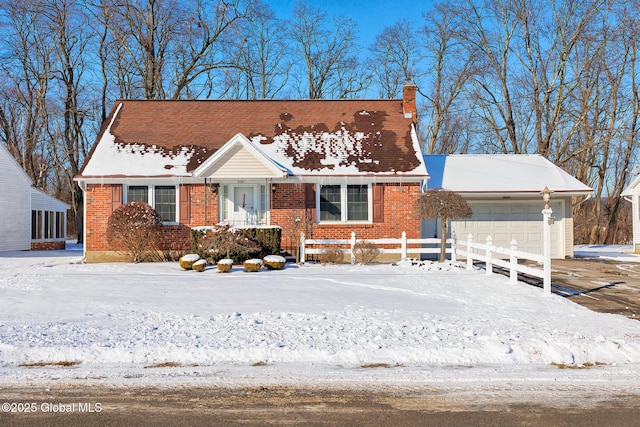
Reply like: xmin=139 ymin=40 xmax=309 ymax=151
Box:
xmin=125 ymin=185 xmax=177 ymax=223
xmin=319 ymin=184 xmax=370 ymax=223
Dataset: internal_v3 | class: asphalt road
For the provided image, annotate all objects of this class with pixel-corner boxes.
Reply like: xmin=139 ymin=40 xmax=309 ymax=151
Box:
xmin=2 ymin=386 xmax=640 ymax=427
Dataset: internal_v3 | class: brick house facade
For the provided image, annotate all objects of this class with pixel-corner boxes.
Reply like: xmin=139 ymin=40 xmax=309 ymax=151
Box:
xmin=76 ymin=86 xmax=427 ymax=262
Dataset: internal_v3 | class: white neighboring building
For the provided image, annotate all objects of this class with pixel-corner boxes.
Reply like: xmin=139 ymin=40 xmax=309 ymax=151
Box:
xmin=423 ymin=154 xmax=593 ymax=259
xmin=0 ymin=144 xmax=32 ymax=251
xmin=0 ymin=144 xmax=69 ymax=252
xmin=30 ymin=187 xmax=70 ymax=250
xmin=622 ymin=173 xmax=640 ymax=253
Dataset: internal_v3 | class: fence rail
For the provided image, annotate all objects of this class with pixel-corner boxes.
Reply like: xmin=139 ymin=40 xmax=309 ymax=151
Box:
xmin=300 ymin=231 xmax=454 ymax=264
xmin=299 ymin=231 xmax=551 ymax=295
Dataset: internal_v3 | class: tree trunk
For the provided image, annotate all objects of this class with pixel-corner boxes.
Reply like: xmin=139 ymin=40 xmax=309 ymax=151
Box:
xmin=440 ymin=216 xmax=447 ymax=262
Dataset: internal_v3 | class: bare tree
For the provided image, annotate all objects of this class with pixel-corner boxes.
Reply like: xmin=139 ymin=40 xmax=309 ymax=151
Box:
xmin=459 ymin=0 xmax=522 ymax=153
xmin=413 ymin=189 xmax=472 ymax=262
xmin=0 ymin=0 xmax=54 ymax=188
xmin=368 ymin=19 xmax=420 ymax=99
xmin=290 ymin=0 xmax=363 ymax=99
xmin=219 ymin=1 xmax=291 ymax=99
xmin=43 ymin=0 xmax=92 ymax=242
xmin=421 ymin=4 xmax=478 ymax=154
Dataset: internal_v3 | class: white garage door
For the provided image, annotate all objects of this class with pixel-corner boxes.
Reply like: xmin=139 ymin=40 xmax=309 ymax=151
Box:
xmin=450 ymin=201 xmax=564 ymax=258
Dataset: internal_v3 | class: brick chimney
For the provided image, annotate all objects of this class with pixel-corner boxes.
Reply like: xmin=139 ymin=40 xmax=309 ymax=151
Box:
xmin=402 ymin=84 xmax=417 ymax=122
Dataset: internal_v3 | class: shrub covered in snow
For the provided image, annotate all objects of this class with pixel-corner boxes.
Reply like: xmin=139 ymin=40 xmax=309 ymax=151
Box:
xmin=179 ymin=254 xmax=201 ymax=270
xmin=107 ymin=202 xmax=163 ymax=263
xmin=217 ymin=258 xmax=233 ymax=273
xmin=192 ymin=259 xmax=207 ymax=272
xmin=263 ymin=255 xmax=286 ymax=270
xmin=243 ymin=258 xmax=262 ymax=272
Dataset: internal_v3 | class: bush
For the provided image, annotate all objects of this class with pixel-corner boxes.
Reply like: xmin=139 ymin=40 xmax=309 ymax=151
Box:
xmin=244 ymin=258 xmax=262 ymax=272
xmin=318 ymin=246 xmax=345 ymax=264
xmin=192 ymin=259 xmax=207 ymax=272
xmin=107 ymin=202 xmax=163 ymax=263
xmin=263 ymin=255 xmax=286 ymax=270
xmin=191 ymin=225 xmax=281 ymax=263
xmin=353 ymin=240 xmax=380 ymax=264
xmin=242 ymin=227 xmax=282 ymax=259
xmin=179 ymin=254 xmax=201 ymax=270
xmin=194 ymin=224 xmax=261 ymax=264
xmin=217 ymin=258 xmax=233 ymax=273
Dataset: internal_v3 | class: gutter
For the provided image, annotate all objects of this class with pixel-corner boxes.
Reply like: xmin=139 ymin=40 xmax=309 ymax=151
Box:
xmin=572 ymin=193 xmax=593 ymax=208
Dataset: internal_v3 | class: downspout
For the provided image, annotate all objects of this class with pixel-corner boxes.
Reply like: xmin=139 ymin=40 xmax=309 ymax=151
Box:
xmin=78 ymin=180 xmax=87 ymax=262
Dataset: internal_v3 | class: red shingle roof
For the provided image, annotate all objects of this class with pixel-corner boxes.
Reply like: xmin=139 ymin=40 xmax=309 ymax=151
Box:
xmin=78 ymin=98 xmax=424 ymax=178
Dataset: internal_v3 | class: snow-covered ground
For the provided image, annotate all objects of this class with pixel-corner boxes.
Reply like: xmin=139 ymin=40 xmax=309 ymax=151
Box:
xmin=1 ymin=244 xmax=640 ymax=399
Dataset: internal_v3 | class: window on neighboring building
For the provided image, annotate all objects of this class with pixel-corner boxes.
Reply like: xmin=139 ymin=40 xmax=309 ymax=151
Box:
xmin=319 ymin=184 xmax=370 ymax=223
xmin=56 ymin=212 xmax=65 ymax=239
xmin=31 ymin=211 xmax=37 ymax=239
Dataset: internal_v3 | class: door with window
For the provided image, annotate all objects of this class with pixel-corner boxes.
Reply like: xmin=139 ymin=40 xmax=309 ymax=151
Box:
xmin=231 ymin=185 xmax=257 ymax=226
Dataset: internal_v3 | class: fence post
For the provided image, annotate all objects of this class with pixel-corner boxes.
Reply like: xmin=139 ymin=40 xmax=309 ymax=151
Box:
xmin=451 ymin=231 xmax=457 ymax=263
xmin=485 ymin=236 xmax=493 ymax=276
xmin=509 ymin=239 xmax=518 ymax=284
xmin=401 ymin=231 xmax=407 ymax=259
xmin=299 ymin=232 xmax=306 ymax=264
xmin=466 ymin=234 xmax=473 ymax=270
xmin=350 ymin=232 xmax=357 ymax=265
xmin=542 ymin=207 xmax=552 ymax=296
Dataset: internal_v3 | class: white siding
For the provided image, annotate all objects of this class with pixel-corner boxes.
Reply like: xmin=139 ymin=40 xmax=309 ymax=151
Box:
xmin=207 ymin=145 xmax=278 ymax=178
xmin=0 ymin=146 xmax=32 ymax=251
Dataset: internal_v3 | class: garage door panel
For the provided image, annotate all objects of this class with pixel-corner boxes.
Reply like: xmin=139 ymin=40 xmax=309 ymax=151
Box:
xmin=450 ymin=201 xmax=564 ymax=258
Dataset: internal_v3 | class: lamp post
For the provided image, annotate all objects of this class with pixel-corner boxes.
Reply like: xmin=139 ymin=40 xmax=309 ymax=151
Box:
xmin=541 ymin=186 xmax=553 ymax=296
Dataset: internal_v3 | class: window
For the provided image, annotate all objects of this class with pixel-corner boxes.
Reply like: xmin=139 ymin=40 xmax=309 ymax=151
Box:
xmin=31 ymin=211 xmax=37 ymax=239
xmin=125 ymin=185 xmax=177 ymax=223
xmin=319 ymin=184 xmax=370 ymax=222
xmin=127 ymin=185 xmax=149 ymax=204
xmin=320 ymin=185 xmax=342 ymax=221
xmin=154 ymin=186 xmax=176 ymax=222
xmin=347 ymin=185 xmax=368 ymax=221
xmin=56 ymin=212 xmax=65 ymax=239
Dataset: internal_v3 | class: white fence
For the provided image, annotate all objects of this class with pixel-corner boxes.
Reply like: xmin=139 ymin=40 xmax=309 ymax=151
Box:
xmin=299 ymin=231 xmax=455 ymax=264
xmin=299 ymin=232 xmax=551 ymax=295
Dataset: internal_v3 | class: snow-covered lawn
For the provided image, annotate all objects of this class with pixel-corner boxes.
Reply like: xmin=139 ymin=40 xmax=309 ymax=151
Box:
xmin=1 ymin=244 xmax=640 ymax=397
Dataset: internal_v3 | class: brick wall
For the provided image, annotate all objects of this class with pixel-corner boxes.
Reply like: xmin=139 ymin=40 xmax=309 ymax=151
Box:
xmin=188 ymin=183 xmax=219 ymax=227
xmin=270 ymin=182 xmax=421 ymax=245
xmin=85 ymin=182 xmax=420 ymax=260
xmin=31 ymin=241 xmax=66 ymax=251
xmin=85 ymin=183 xmax=219 ymax=256
xmin=85 ymin=184 xmax=116 ymax=252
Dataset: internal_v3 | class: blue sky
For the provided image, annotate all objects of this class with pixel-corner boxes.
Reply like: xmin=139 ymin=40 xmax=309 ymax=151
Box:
xmin=267 ymin=0 xmax=433 ymax=47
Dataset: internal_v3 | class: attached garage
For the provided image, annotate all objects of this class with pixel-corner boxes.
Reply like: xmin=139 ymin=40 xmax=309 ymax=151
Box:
xmin=423 ymin=155 xmax=592 ymax=259
xmin=451 ymin=199 xmax=565 ymax=258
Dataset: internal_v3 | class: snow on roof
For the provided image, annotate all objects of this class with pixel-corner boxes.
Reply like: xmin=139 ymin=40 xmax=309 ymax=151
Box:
xmin=622 ymin=173 xmax=640 ymax=197
xmin=80 ymin=103 xmax=196 ymax=177
xmin=424 ymin=154 xmax=592 ymax=194
xmin=77 ymin=99 xmax=427 ymax=180
xmin=251 ymin=123 xmax=427 ymax=177
xmin=31 ymin=187 xmax=70 ymax=211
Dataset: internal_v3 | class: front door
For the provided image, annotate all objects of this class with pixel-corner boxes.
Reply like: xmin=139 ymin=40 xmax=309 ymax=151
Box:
xmin=231 ymin=185 xmax=257 ymax=226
